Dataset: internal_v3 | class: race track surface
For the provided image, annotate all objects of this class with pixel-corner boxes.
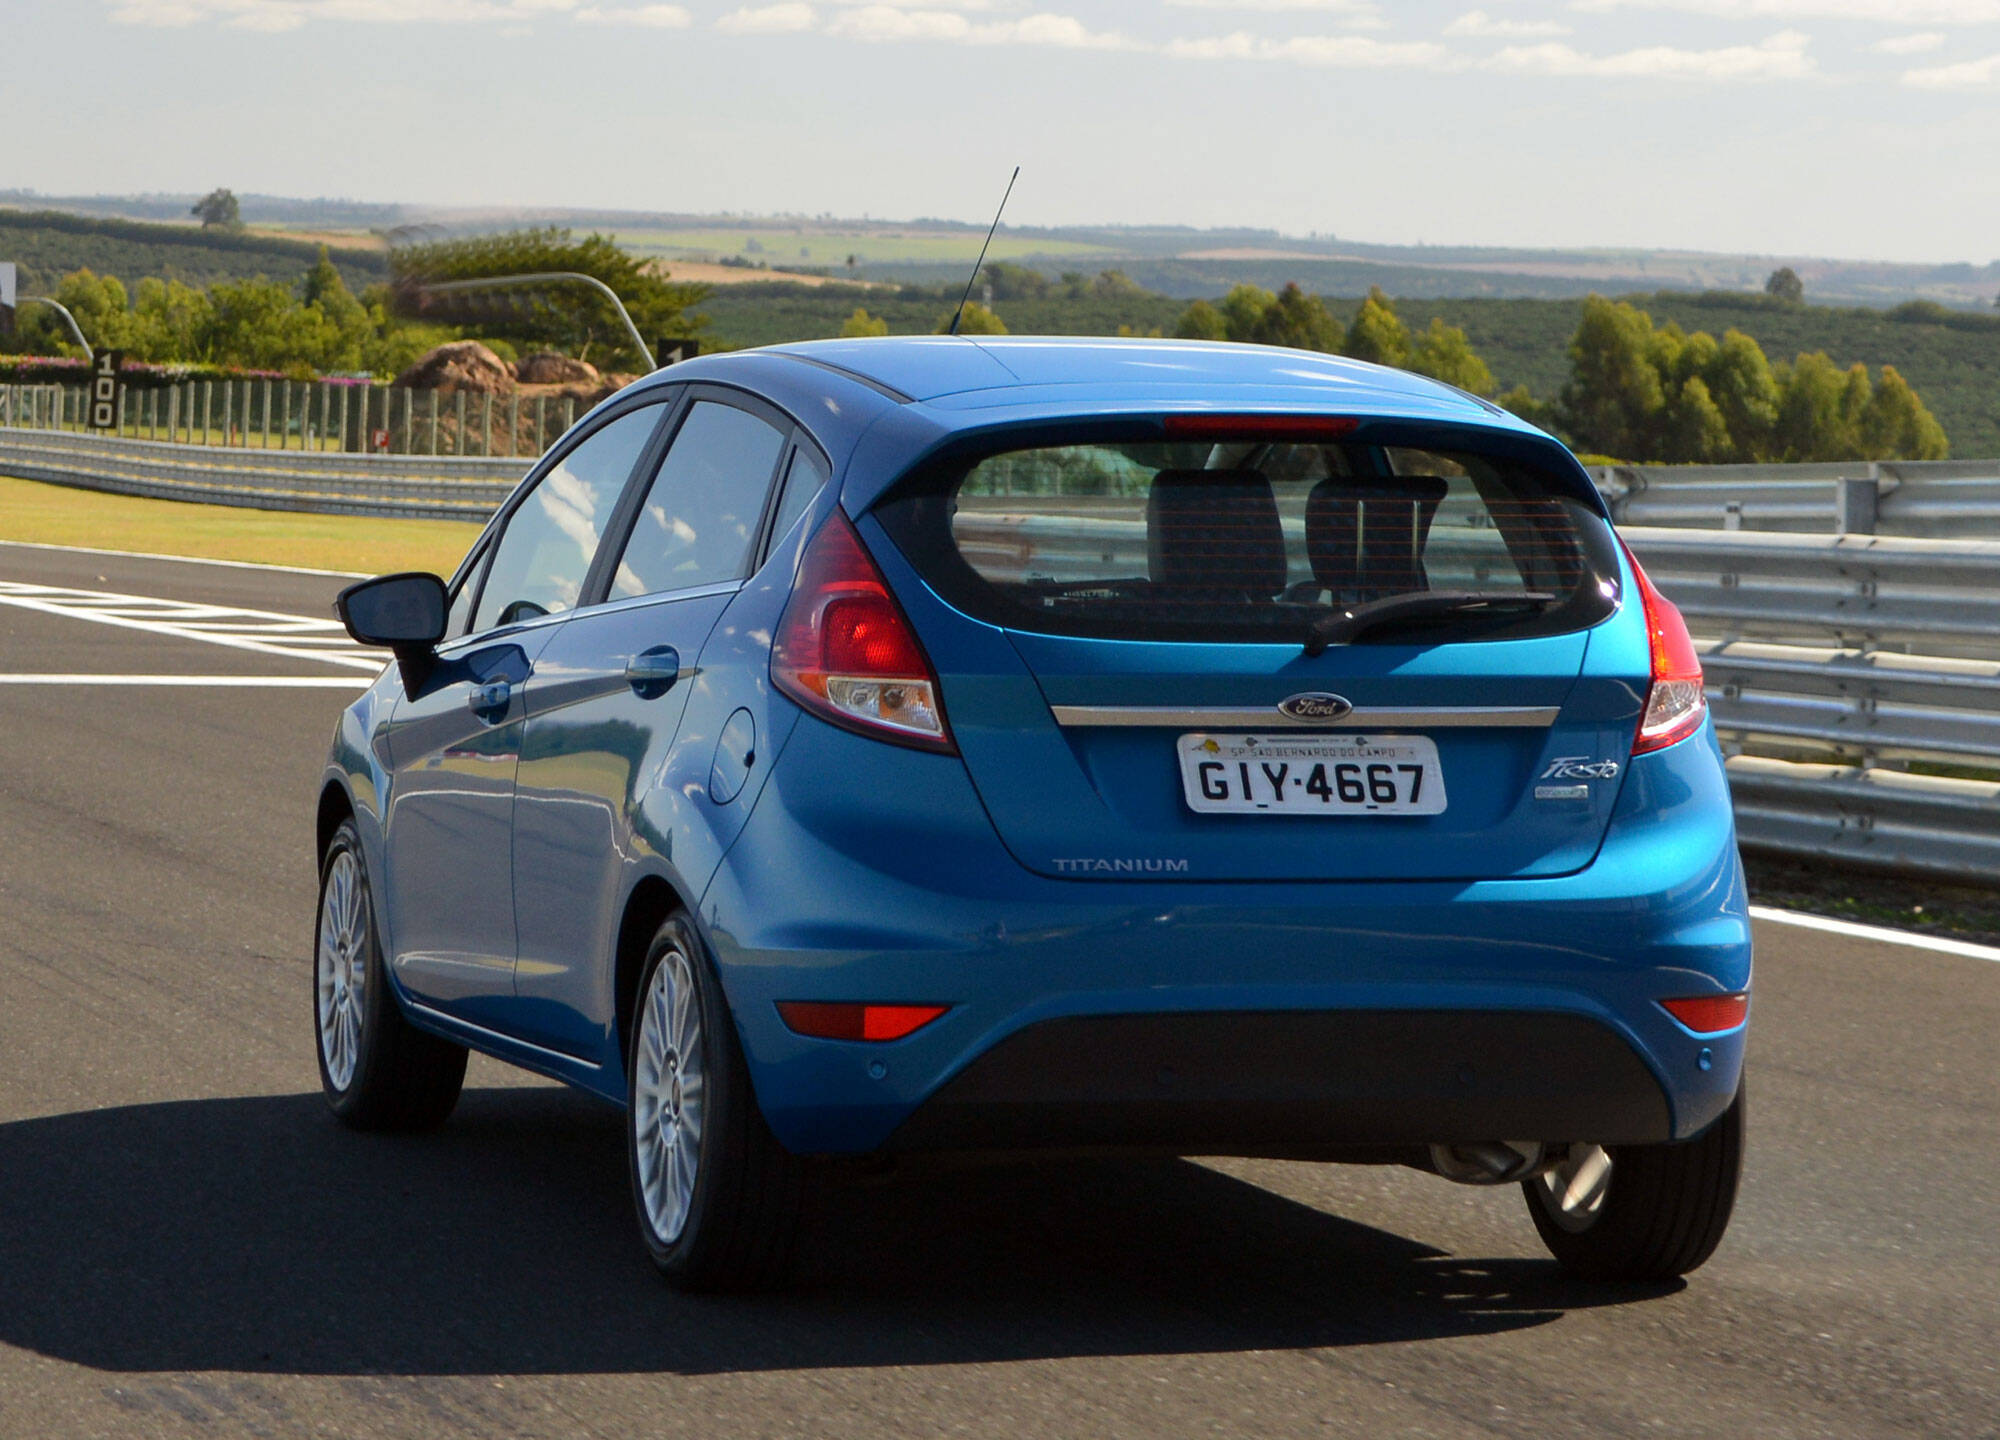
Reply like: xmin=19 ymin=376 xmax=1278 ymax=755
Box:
xmin=1 ymin=541 xmax=1993 ymax=1440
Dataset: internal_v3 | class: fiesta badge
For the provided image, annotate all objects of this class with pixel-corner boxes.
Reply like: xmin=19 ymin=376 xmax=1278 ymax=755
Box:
xmin=1278 ymin=692 xmax=1354 ymax=723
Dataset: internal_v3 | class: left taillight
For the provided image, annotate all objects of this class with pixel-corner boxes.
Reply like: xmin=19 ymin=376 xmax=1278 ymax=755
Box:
xmin=1624 ymin=541 xmax=1707 ymax=755
xmin=771 ymin=509 xmax=955 ymax=753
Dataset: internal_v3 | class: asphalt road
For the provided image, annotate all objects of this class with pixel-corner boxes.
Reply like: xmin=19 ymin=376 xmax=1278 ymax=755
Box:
xmin=0 ymin=540 xmax=1994 ymax=1440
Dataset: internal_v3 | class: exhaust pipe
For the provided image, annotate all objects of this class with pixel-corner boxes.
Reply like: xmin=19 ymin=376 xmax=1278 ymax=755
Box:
xmin=1429 ymin=1141 xmax=1549 ymax=1185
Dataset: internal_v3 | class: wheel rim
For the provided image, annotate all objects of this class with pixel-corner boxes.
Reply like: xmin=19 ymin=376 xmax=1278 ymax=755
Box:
xmin=633 ymin=946 xmax=705 ymax=1245
xmin=315 ymin=848 xmax=368 ymax=1092
xmin=1532 ymin=1143 xmax=1613 ymax=1233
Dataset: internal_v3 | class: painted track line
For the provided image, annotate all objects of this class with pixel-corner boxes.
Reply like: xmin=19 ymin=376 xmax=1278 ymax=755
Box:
xmin=0 ymin=538 xmax=372 ymax=579
xmin=1750 ymin=904 xmax=2000 ymax=965
xmin=0 ymin=674 xmax=373 ymax=688
xmin=0 ymin=580 xmax=385 ymax=671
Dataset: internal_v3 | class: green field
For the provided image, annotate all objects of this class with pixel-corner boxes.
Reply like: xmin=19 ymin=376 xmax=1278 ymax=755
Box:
xmin=611 ymin=225 xmax=1113 ymax=269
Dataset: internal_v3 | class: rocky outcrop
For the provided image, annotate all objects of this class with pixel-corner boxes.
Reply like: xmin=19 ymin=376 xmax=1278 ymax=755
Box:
xmin=394 ymin=341 xmax=514 ymax=393
xmin=515 ymin=351 xmax=600 ymax=386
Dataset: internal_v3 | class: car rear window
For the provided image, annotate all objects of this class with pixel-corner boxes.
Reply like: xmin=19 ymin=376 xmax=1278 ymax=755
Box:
xmin=876 ymin=432 xmax=1620 ymax=645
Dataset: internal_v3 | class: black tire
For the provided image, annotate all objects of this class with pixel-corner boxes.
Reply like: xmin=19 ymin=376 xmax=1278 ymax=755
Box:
xmin=1524 ymin=1083 xmax=1745 ymax=1282
xmin=626 ymin=913 xmax=808 ymax=1291
xmin=314 ymin=818 xmax=467 ymax=1131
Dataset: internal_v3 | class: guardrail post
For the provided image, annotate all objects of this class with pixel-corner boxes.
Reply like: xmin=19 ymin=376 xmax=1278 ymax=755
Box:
xmin=1838 ymin=469 xmax=1880 ymax=535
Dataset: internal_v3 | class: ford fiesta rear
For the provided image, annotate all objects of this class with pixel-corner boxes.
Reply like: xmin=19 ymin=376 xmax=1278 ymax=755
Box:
xmin=714 ymin=406 xmax=1750 ymax=1284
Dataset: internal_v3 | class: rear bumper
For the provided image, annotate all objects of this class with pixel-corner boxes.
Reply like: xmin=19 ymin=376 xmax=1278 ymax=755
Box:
xmin=699 ymin=716 xmax=1750 ymax=1157
xmin=889 ymin=1010 xmax=1672 ymax=1153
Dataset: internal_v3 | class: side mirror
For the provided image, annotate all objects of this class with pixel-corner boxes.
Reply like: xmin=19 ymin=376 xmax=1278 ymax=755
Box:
xmin=335 ymin=572 xmax=448 ymax=692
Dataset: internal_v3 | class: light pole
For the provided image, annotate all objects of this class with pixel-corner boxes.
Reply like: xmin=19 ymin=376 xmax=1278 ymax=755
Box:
xmin=19 ymin=297 xmax=92 ymax=362
xmin=410 ymin=272 xmax=659 ymax=372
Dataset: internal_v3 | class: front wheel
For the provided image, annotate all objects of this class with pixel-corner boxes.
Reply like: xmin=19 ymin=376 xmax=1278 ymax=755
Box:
xmin=1523 ymin=1083 xmax=1745 ymax=1282
xmin=626 ymin=914 xmax=808 ymax=1291
xmin=315 ymin=818 xmax=467 ymax=1130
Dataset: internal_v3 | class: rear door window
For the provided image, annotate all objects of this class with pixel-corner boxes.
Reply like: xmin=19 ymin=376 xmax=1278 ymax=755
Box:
xmin=881 ymin=434 xmax=1616 ymax=646
xmin=609 ymin=400 xmax=789 ymax=599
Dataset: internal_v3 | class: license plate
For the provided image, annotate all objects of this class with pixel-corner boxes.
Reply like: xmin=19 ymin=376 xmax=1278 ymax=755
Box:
xmin=1176 ymin=733 xmax=1448 ymax=816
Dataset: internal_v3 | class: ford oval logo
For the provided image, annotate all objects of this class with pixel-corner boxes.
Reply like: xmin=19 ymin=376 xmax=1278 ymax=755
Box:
xmin=1278 ymin=692 xmax=1354 ymax=723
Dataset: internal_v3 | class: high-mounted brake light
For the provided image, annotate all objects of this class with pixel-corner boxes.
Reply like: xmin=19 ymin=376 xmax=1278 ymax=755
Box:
xmin=776 ymin=1002 xmax=950 ymax=1042
xmin=1659 ymin=993 xmax=1749 ymax=1034
xmin=1162 ymin=414 xmax=1360 ymax=441
xmin=771 ymin=510 xmax=954 ymax=752
xmin=1623 ymin=541 xmax=1707 ymax=754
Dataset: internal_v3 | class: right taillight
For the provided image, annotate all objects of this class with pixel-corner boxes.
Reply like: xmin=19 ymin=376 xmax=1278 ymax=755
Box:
xmin=1623 ymin=541 xmax=1706 ymax=754
xmin=771 ymin=509 xmax=954 ymax=753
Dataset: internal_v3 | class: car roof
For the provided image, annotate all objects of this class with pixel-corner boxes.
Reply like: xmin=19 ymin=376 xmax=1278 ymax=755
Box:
xmin=756 ymin=335 xmax=1509 ymax=418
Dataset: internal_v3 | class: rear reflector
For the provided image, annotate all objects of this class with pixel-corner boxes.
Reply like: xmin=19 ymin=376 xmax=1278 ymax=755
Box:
xmin=1162 ymin=414 xmax=1360 ymax=441
xmin=776 ymin=1001 xmax=950 ymax=1042
xmin=1659 ymin=993 xmax=1749 ymax=1034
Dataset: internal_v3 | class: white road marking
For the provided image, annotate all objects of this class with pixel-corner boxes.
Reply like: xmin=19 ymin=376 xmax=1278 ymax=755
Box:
xmin=0 ymin=538 xmax=372 ymax=578
xmin=0 ymin=674 xmax=374 ymax=687
xmin=0 ymin=580 xmax=387 ymax=672
xmin=1750 ymin=904 xmax=2000 ymax=965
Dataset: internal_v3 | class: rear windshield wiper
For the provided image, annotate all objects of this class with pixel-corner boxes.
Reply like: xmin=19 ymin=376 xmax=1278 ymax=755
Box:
xmin=1301 ymin=590 xmax=1558 ymax=655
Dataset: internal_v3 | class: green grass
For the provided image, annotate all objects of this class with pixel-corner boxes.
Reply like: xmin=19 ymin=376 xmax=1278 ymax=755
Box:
xmin=0 ymin=474 xmax=481 ymax=576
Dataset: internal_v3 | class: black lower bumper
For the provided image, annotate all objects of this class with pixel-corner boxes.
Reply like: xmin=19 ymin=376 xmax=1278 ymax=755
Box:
xmin=887 ymin=1010 xmax=1673 ymax=1155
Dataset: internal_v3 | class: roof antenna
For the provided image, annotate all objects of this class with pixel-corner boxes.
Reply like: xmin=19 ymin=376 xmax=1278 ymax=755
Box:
xmin=948 ymin=165 xmax=1020 ymax=337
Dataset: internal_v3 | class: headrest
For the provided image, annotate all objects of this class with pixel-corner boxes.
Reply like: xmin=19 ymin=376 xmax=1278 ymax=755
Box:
xmin=1146 ymin=470 xmax=1287 ymax=598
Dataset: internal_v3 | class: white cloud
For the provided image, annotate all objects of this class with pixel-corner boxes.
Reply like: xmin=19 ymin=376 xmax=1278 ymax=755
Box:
xmin=1572 ymin=0 xmax=2000 ymax=22
xmin=1166 ymin=30 xmax=1453 ymax=65
xmin=1903 ymin=51 xmax=2000 ymax=84
xmin=576 ymin=2 xmax=690 ymax=23
xmin=1444 ymin=8 xmax=1570 ymax=36
xmin=1487 ymin=28 xmax=1815 ymax=79
xmin=1876 ymin=31 xmax=1946 ymax=52
xmin=715 ymin=2 xmax=813 ymax=32
xmin=825 ymin=6 xmax=1135 ymax=46
xmin=1165 ymin=0 xmax=1378 ymax=12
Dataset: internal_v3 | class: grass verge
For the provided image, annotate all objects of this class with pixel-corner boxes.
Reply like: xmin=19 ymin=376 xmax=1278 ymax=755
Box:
xmin=0 ymin=475 xmax=483 ymax=576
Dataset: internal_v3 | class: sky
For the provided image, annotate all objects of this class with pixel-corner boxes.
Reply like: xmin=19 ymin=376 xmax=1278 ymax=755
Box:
xmin=6 ymin=0 xmax=1999 ymax=263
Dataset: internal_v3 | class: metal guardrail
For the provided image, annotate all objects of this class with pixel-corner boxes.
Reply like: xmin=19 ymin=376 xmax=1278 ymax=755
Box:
xmin=0 ymin=426 xmax=520 ymax=522
xmin=1 ymin=428 xmax=1994 ymax=884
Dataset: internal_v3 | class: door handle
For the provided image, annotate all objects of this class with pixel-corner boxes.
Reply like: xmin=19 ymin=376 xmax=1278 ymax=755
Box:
xmin=467 ymin=678 xmax=512 ymax=715
xmin=625 ymin=646 xmax=682 ymax=697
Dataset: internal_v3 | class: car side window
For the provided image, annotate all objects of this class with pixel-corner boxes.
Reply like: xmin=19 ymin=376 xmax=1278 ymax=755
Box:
xmin=767 ymin=446 xmax=831 ymax=556
xmin=444 ymin=545 xmax=483 ymax=639
xmin=609 ymin=401 xmax=789 ymax=601
xmin=471 ymin=404 xmax=664 ymax=634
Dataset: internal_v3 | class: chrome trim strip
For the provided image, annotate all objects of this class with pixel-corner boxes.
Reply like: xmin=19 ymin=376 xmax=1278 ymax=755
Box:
xmin=1048 ymin=704 xmax=1561 ymax=729
xmin=404 ymin=1000 xmax=604 ymax=1071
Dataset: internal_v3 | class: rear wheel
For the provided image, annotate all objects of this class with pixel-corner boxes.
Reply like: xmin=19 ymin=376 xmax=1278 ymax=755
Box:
xmin=627 ymin=913 xmax=808 ymax=1291
xmin=1523 ymin=1084 xmax=1744 ymax=1282
xmin=315 ymin=819 xmax=467 ymax=1130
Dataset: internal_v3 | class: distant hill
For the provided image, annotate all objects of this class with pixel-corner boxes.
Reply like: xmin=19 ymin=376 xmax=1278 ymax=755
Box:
xmin=692 ymin=282 xmax=2000 ymax=456
xmin=7 ymin=189 xmax=1997 ymax=310
xmin=0 ymin=209 xmax=388 ymax=294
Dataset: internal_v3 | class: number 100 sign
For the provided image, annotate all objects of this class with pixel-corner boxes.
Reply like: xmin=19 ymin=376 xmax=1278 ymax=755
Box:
xmin=88 ymin=350 xmax=125 ymax=430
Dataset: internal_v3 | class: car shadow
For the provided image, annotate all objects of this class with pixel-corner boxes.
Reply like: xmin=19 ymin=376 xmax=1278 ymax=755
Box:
xmin=0 ymin=1088 xmax=1676 ymax=1376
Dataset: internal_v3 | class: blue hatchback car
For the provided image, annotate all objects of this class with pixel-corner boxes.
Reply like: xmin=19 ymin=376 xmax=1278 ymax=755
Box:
xmin=317 ymin=336 xmax=1749 ymax=1289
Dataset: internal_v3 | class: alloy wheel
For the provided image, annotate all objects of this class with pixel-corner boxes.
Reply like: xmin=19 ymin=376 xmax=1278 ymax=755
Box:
xmin=315 ymin=848 xmax=368 ymax=1091
xmin=634 ymin=946 xmax=706 ymax=1245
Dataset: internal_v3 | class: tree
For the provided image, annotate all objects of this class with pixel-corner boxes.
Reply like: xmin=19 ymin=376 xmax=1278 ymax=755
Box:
xmin=1250 ymin=282 xmax=1343 ymax=352
xmin=191 ymin=188 xmax=242 ymax=230
xmin=1765 ymin=267 xmax=1804 ymax=304
xmin=839 ymin=307 xmax=889 ymax=338
xmin=1861 ymin=365 xmax=1948 ymax=460
xmin=981 ymin=262 xmax=1050 ymax=301
xmin=389 ymin=227 xmax=708 ymax=371
xmin=1559 ymin=296 xmax=1665 ymax=459
xmin=934 ymin=301 xmax=1006 ymax=335
xmin=1703 ymin=329 xmax=1781 ymax=461
xmin=1343 ymin=287 xmax=1409 ymax=368
xmin=1408 ymin=318 xmax=1494 ymax=395
xmin=1173 ymin=299 xmax=1227 ymax=342
xmin=1772 ymin=351 xmax=1853 ymax=461
xmin=1217 ymin=284 xmax=1276 ymax=341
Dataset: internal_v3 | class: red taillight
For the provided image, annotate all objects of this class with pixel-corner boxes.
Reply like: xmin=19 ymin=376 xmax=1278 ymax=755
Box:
xmin=771 ymin=509 xmax=954 ymax=752
xmin=776 ymin=1001 xmax=950 ymax=1042
xmin=1162 ymin=414 xmax=1360 ymax=441
xmin=1623 ymin=541 xmax=1707 ymax=754
xmin=1659 ymin=992 xmax=1749 ymax=1034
